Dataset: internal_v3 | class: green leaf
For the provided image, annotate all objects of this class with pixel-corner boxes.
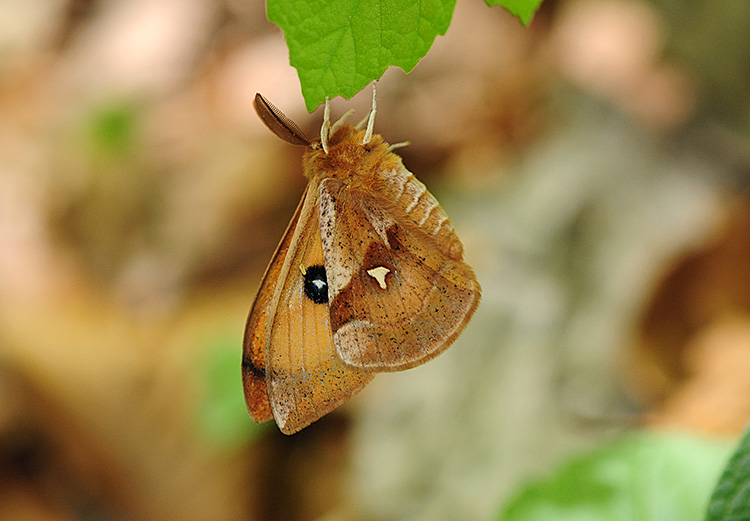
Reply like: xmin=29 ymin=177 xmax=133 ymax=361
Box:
xmin=268 ymin=0 xmax=457 ymax=111
xmin=485 ymin=0 xmax=544 ymax=26
xmin=267 ymin=0 xmax=546 ymax=110
xmin=705 ymin=426 xmax=750 ymax=521
xmin=498 ymin=433 xmax=733 ymax=521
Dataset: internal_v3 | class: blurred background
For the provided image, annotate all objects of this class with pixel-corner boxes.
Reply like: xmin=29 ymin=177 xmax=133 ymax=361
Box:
xmin=1 ymin=0 xmax=749 ymax=520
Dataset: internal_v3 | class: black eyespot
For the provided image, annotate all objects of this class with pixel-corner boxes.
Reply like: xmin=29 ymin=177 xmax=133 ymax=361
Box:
xmin=303 ymin=265 xmax=328 ymax=304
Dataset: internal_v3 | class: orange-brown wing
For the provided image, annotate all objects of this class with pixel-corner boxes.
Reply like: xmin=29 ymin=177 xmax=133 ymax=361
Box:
xmin=319 ymin=177 xmax=481 ymax=371
xmin=242 ymin=194 xmax=306 ymax=424
xmin=264 ymin=184 xmax=374 ymax=434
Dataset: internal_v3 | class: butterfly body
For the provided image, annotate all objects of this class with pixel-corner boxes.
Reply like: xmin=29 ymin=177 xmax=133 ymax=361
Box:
xmin=243 ymin=94 xmax=480 ymax=434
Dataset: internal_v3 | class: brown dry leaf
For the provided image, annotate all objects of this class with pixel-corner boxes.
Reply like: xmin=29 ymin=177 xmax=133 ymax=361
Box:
xmin=632 ymin=201 xmax=750 ymax=435
xmin=647 ymin=317 xmax=750 ymax=436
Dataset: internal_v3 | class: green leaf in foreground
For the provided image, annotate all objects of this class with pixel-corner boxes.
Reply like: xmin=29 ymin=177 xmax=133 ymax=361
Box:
xmin=705 ymin=426 xmax=750 ymax=521
xmin=498 ymin=432 xmax=733 ymax=521
xmin=485 ymin=0 xmax=544 ymax=26
xmin=268 ymin=0 xmax=456 ymax=111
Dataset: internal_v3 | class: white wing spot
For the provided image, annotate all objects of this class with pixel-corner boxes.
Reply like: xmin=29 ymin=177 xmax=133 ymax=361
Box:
xmin=366 ymin=266 xmax=390 ymax=289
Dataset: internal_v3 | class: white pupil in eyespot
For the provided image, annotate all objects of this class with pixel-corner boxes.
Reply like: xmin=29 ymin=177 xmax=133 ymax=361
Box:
xmin=303 ymin=265 xmax=328 ymax=304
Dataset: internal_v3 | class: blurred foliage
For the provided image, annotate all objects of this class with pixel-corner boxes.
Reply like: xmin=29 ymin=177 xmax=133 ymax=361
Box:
xmin=48 ymin=100 xmax=164 ymax=282
xmin=197 ymin=331 xmax=267 ymax=449
xmin=705 ymin=426 xmax=750 ymax=521
xmin=655 ymin=0 xmax=750 ymax=132
xmin=86 ymin=102 xmax=139 ymax=157
xmin=498 ymin=432 xmax=733 ymax=521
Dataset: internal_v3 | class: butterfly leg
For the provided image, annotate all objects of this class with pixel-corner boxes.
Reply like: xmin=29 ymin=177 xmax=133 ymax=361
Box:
xmin=330 ymin=108 xmax=356 ymax=135
xmin=321 ymin=97 xmax=331 ymax=153
xmin=357 ymin=82 xmax=378 ymax=144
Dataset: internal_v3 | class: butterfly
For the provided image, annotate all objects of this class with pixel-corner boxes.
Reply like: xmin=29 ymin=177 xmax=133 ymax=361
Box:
xmin=243 ymin=86 xmax=481 ymax=434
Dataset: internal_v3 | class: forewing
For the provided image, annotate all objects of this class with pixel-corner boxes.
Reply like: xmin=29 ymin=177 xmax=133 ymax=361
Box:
xmin=265 ymin=185 xmax=373 ymax=434
xmin=320 ymin=177 xmax=481 ymax=371
xmin=242 ymin=195 xmax=307 ymax=424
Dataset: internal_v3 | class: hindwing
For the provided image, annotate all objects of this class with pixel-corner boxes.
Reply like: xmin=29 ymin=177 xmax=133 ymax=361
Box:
xmin=319 ymin=175 xmax=481 ymax=371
